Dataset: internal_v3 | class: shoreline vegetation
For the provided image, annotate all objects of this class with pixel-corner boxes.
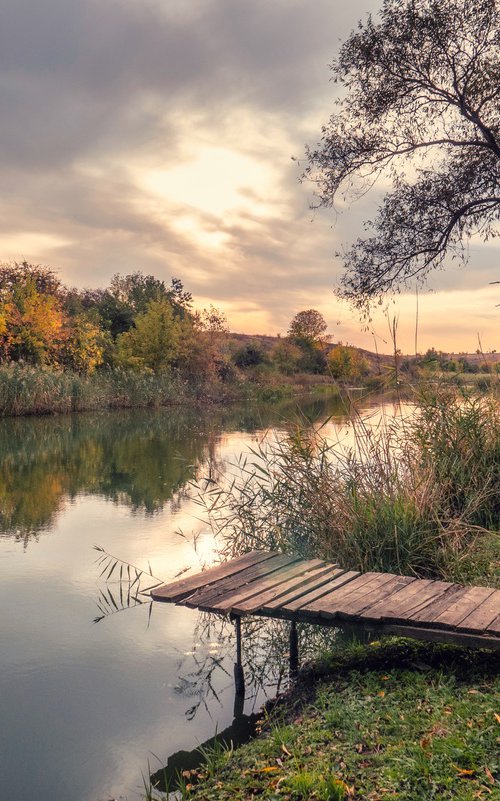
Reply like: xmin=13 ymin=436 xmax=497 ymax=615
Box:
xmin=0 ymin=262 xmax=498 ymax=418
xmin=0 ymin=361 xmax=343 ymax=417
xmin=148 ymin=639 xmax=499 ymax=801
xmin=144 ymin=387 xmax=499 ymax=801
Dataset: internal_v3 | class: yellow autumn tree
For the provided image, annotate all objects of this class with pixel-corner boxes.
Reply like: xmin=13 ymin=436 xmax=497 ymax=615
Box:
xmin=327 ymin=344 xmax=369 ymax=380
xmin=3 ymin=278 xmax=64 ymax=364
xmin=60 ymin=314 xmax=107 ymax=374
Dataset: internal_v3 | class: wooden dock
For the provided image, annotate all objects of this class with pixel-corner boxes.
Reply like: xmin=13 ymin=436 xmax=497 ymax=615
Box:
xmin=151 ymin=551 xmax=500 ymax=650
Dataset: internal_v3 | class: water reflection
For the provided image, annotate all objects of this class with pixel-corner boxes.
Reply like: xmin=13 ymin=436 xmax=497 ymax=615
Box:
xmin=0 ymin=391 xmax=379 ymax=801
xmin=150 ymin=614 xmax=350 ymax=793
xmin=0 ymin=394 xmax=351 ymax=545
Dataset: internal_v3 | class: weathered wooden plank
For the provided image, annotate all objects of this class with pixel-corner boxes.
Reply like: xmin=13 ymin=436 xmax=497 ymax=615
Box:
xmin=232 ymin=562 xmax=333 ymax=614
xmin=335 ymin=575 xmax=416 ymax=618
xmin=456 ymin=589 xmax=500 ymax=633
xmin=185 ymin=555 xmax=315 ymax=607
xmin=184 ymin=554 xmax=301 ymax=609
xmin=150 ymin=550 xmax=499 ymax=650
xmin=309 ymin=573 xmax=395 ymax=618
xmin=361 ymin=579 xmax=449 ymax=622
xmin=486 ymin=613 xmax=500 ymax=635
xmin=408 ymin=585 xmax=469 ymax=625
xmin=151 ymin=550 xmax=277 ymax=602
xmin=182 ymin=553 xmax=301 ymax=608
xmin=377 ymin=623 xmax=500 ymax=651
xmin=198 ymin=558 xmax=314 ymax=614
xmin=431 ymin=587 xmax=496 ymax=629
xmin=260 ymin=567 xmax=346 ymax=612
xmin=282 ymin=570 xmax=360 ymax=613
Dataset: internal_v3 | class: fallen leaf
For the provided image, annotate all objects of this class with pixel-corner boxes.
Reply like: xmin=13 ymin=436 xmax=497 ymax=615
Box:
xmin=494 ymin=713 xmax=500 ymax=724
xmin=484 ymin=767 xmax=495 ymax=785
xmin=281 ymin=743 xmax=292 ymax=757
xmin=455 ymin=768 xmax=476 ymax=778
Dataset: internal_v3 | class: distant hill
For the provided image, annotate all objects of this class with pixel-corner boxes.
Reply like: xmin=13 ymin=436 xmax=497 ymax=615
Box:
xmin=228 ymin=332 xmax=389 ymax=373
xmin=229 ymin=333 xmax=499 ymax=365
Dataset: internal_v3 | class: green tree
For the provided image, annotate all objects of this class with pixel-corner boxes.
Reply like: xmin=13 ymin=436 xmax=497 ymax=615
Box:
xmin=116 ymin=299 xmax=180 ymax=373
xmin=287 ymin=310 xmax=329 ymax=374
xmin=305 ymin=0 xmax=500 ymax=307
xmin=109 ymin=272 xmax=192 ymax=320
xmin=0 ymin=261 xmax=63 ymax=298
xmin=270 ymin=339 xmax=302 ymax=375
xmin=288 ymin=309 xmax=328 ymax=345
xmin=234 ymin=341 xmax=268 ymax=368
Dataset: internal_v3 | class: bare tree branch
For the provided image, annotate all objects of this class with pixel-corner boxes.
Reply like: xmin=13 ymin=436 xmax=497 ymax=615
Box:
xmin=304 ymin=0 xmax=500 ymax=308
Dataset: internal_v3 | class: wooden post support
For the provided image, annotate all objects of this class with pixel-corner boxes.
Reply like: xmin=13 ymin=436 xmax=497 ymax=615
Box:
xmin=231 ymin=614 xmax=245 ymax=699
xmin=289 ymin=620 xmax=299 ymax=678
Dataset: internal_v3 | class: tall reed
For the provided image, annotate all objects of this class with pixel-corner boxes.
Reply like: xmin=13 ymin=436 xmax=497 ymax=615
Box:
xmin=0 ymin=364 xmax=182 ymax=416
xmin=197 ymin=389 xmax=499 ymax=585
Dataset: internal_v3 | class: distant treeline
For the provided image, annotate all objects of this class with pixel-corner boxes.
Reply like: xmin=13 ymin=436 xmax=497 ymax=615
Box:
xmin=403 ymin=348 xmax=500 ymax=375
xmin=0 ymin=262 xmax=371 ymax=387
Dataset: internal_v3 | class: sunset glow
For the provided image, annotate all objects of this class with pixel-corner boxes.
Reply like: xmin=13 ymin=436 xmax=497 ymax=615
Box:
xmin=0 ymin=0 xmax=498 ymax=353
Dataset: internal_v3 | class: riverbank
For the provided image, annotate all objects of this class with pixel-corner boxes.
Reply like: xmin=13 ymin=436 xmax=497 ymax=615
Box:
xmin=153 ymin=638 xmax=499 ymax=801
xmin=143 ymin=387 xmax=500 ymax=799
xmin=0 ymin=363 xmax=343 ymax=417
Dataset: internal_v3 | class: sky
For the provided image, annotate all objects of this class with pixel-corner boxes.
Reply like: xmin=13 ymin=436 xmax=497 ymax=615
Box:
xmin=0 ymin=0 xmax=498 ymax=354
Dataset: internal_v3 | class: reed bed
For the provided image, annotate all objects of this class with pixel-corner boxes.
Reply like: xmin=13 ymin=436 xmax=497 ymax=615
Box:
xmin=197 ymin=389 xmax=500 ymax=585
xmin=0 ymin=363 xmax=181 ymax=416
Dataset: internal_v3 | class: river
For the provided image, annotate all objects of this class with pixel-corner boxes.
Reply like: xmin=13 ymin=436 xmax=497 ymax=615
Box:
xmin=0 ymin=394 xmax=399 ymax=801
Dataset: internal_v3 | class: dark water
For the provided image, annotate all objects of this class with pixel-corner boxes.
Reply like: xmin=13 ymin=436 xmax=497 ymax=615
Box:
xmin=0 ymin=395 xmax=382 ymax=801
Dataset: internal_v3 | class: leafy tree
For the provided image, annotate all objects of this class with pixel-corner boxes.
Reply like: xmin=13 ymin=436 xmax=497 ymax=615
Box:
xmin=270 ymin=339 xmax=302 ymax=375
xmin=288 ymin=309 xmax=328 ymax=345
xmin=60 ymin=314 xmax=108 ymax=374
xmin=179 ymin=306 xmax=230 ymax=383
xmin=87 ymin=273 xmax=192 ymax=340
xmin=116 ymin=299 xmax=180 ymax=373
xmin=327 ymin=344 xmax=369 ymax=380
xmin=305 ymin=0 xmax=500 ymax=307
xmin=0 ymin=278 xmax=64 ymax=364
xmin=109 ymin=272 xmax=192 ymax=319
xmin=0 ymin=261 xmax=63 ymax=298
xmin=287 ymin=310 xmax=329 ymax=373
xmin=234 ymin=342 xmax=268 ymax=368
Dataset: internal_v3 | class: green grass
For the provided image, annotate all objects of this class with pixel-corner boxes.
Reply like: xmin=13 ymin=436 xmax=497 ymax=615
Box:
xmin=148 ymin=640 xmax=499 ymax=801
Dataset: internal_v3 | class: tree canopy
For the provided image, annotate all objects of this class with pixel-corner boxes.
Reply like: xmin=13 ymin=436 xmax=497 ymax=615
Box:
xmin=288 ymin=309 xmax=328 ymax=344
xmin=305 ymin=0 xmax=500 ymax=308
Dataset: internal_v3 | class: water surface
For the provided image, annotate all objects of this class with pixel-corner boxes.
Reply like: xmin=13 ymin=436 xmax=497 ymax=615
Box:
xmin=0 ymin=395 xmax=396 ymax=801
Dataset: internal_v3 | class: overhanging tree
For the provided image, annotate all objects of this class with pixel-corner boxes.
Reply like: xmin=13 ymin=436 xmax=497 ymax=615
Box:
xmin=304 ymin=0 xmax=499 ymax=308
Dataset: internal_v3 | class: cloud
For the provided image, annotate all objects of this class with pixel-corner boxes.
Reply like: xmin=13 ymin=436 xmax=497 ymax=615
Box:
xmin=0 ymin=0 xmax=498 ymax=351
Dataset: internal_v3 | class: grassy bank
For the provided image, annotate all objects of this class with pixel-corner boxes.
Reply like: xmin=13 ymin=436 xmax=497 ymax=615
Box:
xmin=149 ymin=639 xmax=499 ymax=801
xmin=141 ymin=388 xmax=500 ymax=801
xmin=0 ymin=363 xmax=344 ymax=417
